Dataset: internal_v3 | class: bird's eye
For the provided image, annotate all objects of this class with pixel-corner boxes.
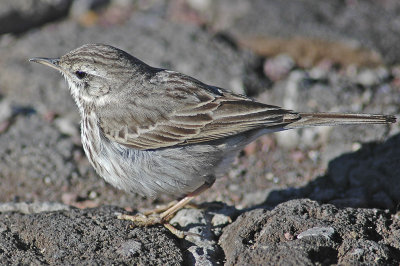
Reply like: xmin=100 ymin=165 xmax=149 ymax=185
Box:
xmin=75 ymin=71 xmax=87 ymax=79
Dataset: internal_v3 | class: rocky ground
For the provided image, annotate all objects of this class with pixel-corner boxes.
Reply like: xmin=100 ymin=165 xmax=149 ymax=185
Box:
xmin=0 ymin=0 xmax=399 ymax=264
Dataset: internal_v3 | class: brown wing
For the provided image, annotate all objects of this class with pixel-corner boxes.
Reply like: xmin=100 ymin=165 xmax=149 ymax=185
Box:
xmin=98 ymin=70 xmax=300 ymax=150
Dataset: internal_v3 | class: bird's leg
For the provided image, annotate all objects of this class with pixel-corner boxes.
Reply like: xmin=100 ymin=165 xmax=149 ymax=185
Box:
xmin=143 ymin=200 xmax=178 ymax=216
xmin=143 ymin=200 xmax=201 ymax=216
xmin=159 ymin=181 xmax=213 ymax=222
xmin=117 ymin=180 xmax=213 ymax=238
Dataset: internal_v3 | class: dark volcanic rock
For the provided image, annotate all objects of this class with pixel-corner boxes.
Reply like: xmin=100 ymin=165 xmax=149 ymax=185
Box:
xmin=0 ymin=205 xmax=183 ymax=265
xmin=0 ymin=114 xmax=77 ymax=202
xmin=0 ymin=0 xmax=73 ymax=35
xmin=220 ymin=199 xmax=400 ymax=265
xmin=212 ymin=0 xmax=400 ymax=65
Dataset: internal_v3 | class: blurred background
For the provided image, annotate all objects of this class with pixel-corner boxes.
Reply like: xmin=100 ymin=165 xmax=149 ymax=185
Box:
xmin=0 ymin=0 xmax=399 ymax=212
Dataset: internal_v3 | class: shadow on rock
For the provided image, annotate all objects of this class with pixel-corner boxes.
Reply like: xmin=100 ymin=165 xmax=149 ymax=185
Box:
xmin=261 ymin=132 xmax=400 ymax=210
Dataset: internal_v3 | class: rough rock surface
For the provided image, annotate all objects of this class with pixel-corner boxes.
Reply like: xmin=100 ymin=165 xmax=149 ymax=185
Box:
xmin=220 ymin=199 xmax=400 ymax=265
xmin=0 ymin=204 xmax=183 ymax=265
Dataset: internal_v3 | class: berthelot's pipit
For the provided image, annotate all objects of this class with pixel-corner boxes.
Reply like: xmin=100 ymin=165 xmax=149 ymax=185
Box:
xmin=30 ymin=44 xmax=396 ymax=237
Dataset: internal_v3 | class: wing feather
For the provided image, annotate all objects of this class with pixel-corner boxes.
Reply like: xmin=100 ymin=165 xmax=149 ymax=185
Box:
xmin=98 ymin=70 xmax=300 ymax=150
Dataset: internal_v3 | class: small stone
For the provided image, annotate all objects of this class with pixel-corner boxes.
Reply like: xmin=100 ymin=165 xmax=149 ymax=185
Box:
xmin=88 ymin=190 xmax=98 ymax=199
xmin=357 ymin=69 xmax=379 ymax=87
xmin=284 ymin=232 xmax=294 ymax=240
xmin=263 ymin=54 xmax=295 ymax=81
xmin=54 ymin=117 xmax=79 ymax=137
xmin=187 ymin=0 xmax=212 ymax=12
xmin=309 ymin=60 xmax=333 ymax=80
xmin=241 ymin=189 xmax=270 ymax=208
xmin=276 ymin=130 xmax=300 ymax=149
xmin=297 ymin=226 xmax=335 ymax=240
xmin=117 ymin=240 xmax=142 ymax=257
xmin=211 ymin=213 xmax=231 ymax=227
xmin=266 ymin=172 xmax=274 ymax=181
xmin=307 ymin=150 xmax=319 ymax=163
xmin=0 ymin=99 xmax=12 ymax=123
xmin=351 ymin=142 xmax=362 ymax=151
xmin=350 ymin=248 xmax=364 ymax=256
xmin=44 ymin=176 xmax=52 ymax=184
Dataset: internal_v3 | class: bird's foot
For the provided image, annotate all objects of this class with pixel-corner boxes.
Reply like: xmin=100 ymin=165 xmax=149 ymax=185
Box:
xmin=117 ymin=212 xmax=163 ymax=226
xmin=117 ymin=182 xmax=212 ymax=238
xmin=117 ymin=212 xmax=198 ymax=238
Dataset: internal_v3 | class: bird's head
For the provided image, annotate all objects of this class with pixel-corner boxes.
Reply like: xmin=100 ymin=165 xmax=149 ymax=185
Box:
xmin=30 ymin=43 xmax=151 ymax=113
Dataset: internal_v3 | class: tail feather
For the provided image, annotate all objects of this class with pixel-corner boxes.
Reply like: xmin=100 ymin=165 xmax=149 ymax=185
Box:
xmin=284 ymin=112 xmax=396 ymax=129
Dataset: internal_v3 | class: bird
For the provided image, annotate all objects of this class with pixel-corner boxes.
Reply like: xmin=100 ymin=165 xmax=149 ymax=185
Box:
xmin=30 ymin=43 xmax=396 ymax=236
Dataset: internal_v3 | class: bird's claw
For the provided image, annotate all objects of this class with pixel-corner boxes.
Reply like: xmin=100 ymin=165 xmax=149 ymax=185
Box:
xmin=117 ymin=212 xmax=198 ymax=239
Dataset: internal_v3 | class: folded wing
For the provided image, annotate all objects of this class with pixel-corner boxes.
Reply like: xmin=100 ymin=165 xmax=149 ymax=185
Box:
xmin=98 ymin=71 xmax=300 ymax=150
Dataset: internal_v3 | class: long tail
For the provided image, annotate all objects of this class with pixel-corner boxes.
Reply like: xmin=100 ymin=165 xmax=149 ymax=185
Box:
xmin=284 ymin=112 xmax=396 ymax=129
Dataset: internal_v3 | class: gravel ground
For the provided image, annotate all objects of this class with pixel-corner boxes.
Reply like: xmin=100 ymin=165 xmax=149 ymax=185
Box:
xmin=0 ymin=0 xmax=399 ymax=264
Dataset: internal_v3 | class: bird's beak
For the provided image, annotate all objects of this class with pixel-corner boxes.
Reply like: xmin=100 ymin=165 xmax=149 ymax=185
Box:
xmin=29 ymin=57 xmax=61 ymax=71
